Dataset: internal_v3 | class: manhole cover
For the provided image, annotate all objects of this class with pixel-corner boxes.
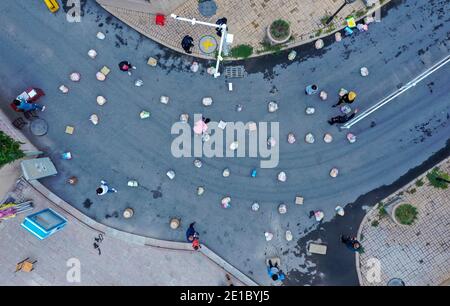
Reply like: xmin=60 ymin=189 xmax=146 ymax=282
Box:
xmin=199 ymin=35 xmax=218 ymax=54
xmin=224 ymin=66 xmax=245 ymax=78
xmin=387 ymin=278 xmax=405 ymax=286
xmin=198 ymin=0 xmax=217 ymax=17
xmin=30 ymin=118 xmax=48 ymax=136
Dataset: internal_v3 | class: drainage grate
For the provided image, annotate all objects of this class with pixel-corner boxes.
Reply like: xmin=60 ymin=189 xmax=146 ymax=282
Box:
xmin=224 ymin=65 xmax=245 ymax=78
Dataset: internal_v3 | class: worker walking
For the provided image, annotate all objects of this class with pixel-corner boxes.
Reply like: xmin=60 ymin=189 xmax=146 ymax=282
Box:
xmin=333 ymin=91 xmax=357 ymax=107
xmin=328 ymin=108 xmax=359 ymax=125
xmin=181 ymin=35 xmax=194 ymax=54
xmin=96 ymin=180 xmax=117 ymax=195
xmin=340 ymin=235 xmax=363 ymax=253
xmin=215 ymin=17 xmax=228 ymax=37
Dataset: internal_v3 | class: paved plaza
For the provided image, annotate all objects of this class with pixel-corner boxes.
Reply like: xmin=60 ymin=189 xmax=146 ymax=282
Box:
xmin=99 ymin=0 xmax=372 ymax=58
xmin=0 ymin=0 xmax=449 ymax=286
xmin=357 ymin=159 xmax=450 ymax=286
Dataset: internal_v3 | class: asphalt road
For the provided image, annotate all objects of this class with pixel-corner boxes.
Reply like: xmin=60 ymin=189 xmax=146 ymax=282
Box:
xmin=0 ymin=0 xmax=449 ymax=285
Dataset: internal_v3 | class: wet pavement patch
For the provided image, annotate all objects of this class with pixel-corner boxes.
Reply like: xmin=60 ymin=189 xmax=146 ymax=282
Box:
xmin=115 ymin=34 xmax=127 ymax=46
xmin=83 ymin=198 xmax=93 ymax=209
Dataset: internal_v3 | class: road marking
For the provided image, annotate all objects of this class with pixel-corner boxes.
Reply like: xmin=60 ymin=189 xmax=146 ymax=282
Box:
xmin=341 ymin=54 xmax=450 ymax=129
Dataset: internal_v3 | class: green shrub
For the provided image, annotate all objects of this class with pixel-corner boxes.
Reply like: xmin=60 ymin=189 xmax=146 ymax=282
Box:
xmin=0 ymin=131 xmax=25 ymax=168
xmin=355 ymin=9 xmax=367 ymax=18
xmin=426 ymin=167 xmax=449 ymax=189
xmin=371 ymin=220 xmax=379 ymax=227
xmin=270 ymin=19 xmax=290 ymax=40
xmin=230 ymin=44 xmax=253 ymax=58
xmin=395 ymin=204 xmax=418 ymax=225
xmin=378 ymin=203 xmax=387 ymax=218
xmin=415 ymin=179 xmax=424 ymax=187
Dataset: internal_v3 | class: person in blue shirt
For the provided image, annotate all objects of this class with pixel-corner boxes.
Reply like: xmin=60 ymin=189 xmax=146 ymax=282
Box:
xmin=267 ymin=259 xmax=286 ymax=281
xmin=14 ymin=98 xmax=45 ymax=112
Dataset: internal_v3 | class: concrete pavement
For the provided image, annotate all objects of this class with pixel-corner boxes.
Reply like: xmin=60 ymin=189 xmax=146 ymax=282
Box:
xmin=357 ymin=157 xmax=450 ymax=286
xmin=0 ymin=0 xmax=449 ymax=285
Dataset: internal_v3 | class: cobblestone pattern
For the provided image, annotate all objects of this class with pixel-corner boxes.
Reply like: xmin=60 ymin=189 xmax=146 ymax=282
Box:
xmin=358 ymin=159 xmax=450 ymax=286
xmin=100 ymin=0 xmax=369 ymax=59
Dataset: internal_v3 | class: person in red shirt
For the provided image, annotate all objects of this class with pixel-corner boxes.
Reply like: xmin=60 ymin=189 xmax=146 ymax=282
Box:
xmin=186 ymin=222 xmax=201 ymax=250
xmin=192 ymin=238 xmax=201 ymax=250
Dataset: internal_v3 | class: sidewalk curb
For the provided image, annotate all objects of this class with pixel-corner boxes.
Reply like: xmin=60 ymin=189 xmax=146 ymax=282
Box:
xmin=355 ymin=157 xmax=450 ymax=286
xmin=27 ymin=179 xmax=258 ymax=286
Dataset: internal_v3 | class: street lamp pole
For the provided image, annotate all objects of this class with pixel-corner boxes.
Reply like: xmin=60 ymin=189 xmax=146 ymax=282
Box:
xmin=326 ymin=0 xmax=357 ymax=25
xmin=170 ymin=14 xmax=229 ymax=78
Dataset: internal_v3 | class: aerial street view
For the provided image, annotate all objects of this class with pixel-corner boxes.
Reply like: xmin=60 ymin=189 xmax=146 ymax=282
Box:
xmin=0 ymin=0 xmax=449 ymax=296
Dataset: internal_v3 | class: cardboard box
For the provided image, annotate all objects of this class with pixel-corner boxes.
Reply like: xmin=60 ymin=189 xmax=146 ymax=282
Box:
xmin=65 ymin=126 xmax=74 ymax=135
xmin=100 ymin=66 xmax=111 ymax=76
xmin=248 ymin=122 xmax=257 ymax=131
xmin=295 ymin=196 xmax=304 ymax=205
